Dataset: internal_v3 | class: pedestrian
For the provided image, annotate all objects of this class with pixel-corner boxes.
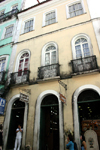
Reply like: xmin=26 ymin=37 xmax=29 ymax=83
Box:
xmin=66 ymin=134 xmax=74 ymax=150
xmin=14 ymin=124 xmax=23 ymax=150
xmin=80 ymin=134 xmax=87 ymax=150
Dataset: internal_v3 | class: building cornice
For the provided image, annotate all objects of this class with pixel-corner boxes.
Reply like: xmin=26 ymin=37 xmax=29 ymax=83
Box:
xmin=18 ymin=0 xmax=67 ymax=19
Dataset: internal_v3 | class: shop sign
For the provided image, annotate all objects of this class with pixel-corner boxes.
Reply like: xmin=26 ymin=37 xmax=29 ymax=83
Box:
xmin=59 ymin=93 xmax=66 ymax=103
xmin=0 ymin=98 xmax=6 ymax=115
xmin=20 ymin=93 xmax=29 ymax=103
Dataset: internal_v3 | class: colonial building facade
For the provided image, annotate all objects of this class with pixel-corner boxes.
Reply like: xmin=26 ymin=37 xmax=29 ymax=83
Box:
xmin=2 ymin=0 xmax=100 ymax=150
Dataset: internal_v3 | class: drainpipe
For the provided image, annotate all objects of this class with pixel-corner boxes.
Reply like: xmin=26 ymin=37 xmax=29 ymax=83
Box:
xmin=37 ymin=0 xmax=40 ymax=3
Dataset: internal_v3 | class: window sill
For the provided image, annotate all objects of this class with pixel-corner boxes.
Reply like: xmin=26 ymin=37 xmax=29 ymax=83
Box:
xmin=20 ymin=29 xmax=34 ymax=35
xmin=42 ymin=21 xmax=58 ymax=28
xmin=37 ymin=76 xmax=60 ymax=83
xmin=66 ymin=12 xmax=87 ymax=20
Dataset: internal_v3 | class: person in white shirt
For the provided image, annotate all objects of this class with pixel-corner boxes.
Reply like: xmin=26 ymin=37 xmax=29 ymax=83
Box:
xmin=14 ymin=125 xmax=23 ymax=150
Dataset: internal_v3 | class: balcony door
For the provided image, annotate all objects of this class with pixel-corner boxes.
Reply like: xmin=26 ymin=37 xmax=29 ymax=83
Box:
xmin=16 ymin=52 xmax=29 ymax=84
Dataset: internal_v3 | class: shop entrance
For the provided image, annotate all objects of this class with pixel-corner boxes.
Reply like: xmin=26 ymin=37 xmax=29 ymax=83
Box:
xmin=7 ymin=99 xmax=25 ymax=150
xmin=39 ymin=94 xmax=59 ymax=150
xmin=78 ymin=90 xmax=100 ymax=149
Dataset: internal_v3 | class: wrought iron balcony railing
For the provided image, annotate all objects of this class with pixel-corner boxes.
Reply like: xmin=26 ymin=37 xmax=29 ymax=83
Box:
xmin=0 ymin=71 xmax=6 ymax=84
xmin=0 ymin=8 xmax=19 ymax=23
xmin=71 ymin=55 xmax=98 ymax=74
xmin=38 ymin=63 xmax=60 ymax=79
xmin=10 ymin=70 xmax=30 ymax=85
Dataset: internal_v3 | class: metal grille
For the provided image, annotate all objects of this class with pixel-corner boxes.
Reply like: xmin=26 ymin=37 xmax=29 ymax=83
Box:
xmin=71 ymin=55 xmax=98 ymax=73
xmin=10 ymin=70 xmax=30 ymax=85
xmin=38 ymin=64 xmax=60 ymax=79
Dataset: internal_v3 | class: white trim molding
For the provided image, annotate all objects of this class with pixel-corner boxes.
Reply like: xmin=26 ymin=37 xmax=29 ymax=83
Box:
xmin=21 ymin=17 xmax=35 ymax=34
xmin=66 ymin=0 xmax=86 ymax=19
xmin=3 ymin=94 xmax=28 ymax=150
xmin=71 ymin=33 xmax=93 ymax=59
xmin=42 ymin=8 xmax=57 ymax=27
xmin=41 ymin=41 xmax=58 ymax=66
xmin=73 ymin=84 xmax=100 ymax=149
xmin=33 ymin=90 xmax=64 ymax=150
xmin=14 ymin=49 xmax=31 ymax=72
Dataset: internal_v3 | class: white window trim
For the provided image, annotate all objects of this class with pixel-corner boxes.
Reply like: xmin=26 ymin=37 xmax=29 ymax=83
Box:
xmin=42 ymin=8 xmax=57 ymax=27
xmin=41 ymin=42 xmax=58 ymax=66
xmin=21 ymin=17 xmax=35 ymax=34
xmin=66 ymin=0 xmax=86 ymax=19
xmin=71 ymin=33 xmax=93 ymax=59
xmin=1 ymin=24 xmax=15 ymax=40
xmin=15 ymin=49 xmax=31 ymax=72
xmin=0 ymin=55 xmax=9 ymax=71
xmin=11 ymin=3 xmax=18 ymax=11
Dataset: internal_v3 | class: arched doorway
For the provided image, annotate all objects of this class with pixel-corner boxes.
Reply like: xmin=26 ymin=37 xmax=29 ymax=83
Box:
xmin=7 ymin=99 xmax=25 ymax=149
xmin=73 ymin=85 xmax=100 ymax=149
xmin=3 ymin=94 xmax=28 ymax=150
xmin=78 ymin=89 xmax=100 ymax=149
xmin=39 ymin=94 xmax=59 ymax=150
xmin=33 ymin=90 xmax=64 ymax=150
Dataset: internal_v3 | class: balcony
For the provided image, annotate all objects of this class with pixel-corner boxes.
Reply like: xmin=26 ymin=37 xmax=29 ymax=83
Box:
xmin=71 ymin=55 xmax=99 ymax=74
xmin=38 ymin=64 xmax=60 ymax=79
xmin=0 ymin=9 xmax=19 ymax=23
xmin=0 ymin=71 xmax=6 ymax=84
xmin=10 ymin=70 xmax=30 ymax=85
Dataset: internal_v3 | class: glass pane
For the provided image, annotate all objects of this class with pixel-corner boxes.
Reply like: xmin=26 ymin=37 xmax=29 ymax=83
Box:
xmin=24 ymin=58 xmax=29 ymax=69
xmin=45 ymin=53 xmax=50 ymax=65
xmin=83 ymin=43 xmax=90 ymax=57
xmin=51 ymin=51 xmax=56 ymax=64
xmin=46 ymin=46 xmax=56 ymax=52
xmin=18 ymin=60 xmax=23 ymax=71
xmin=75 ymin=45 xmax=82 ymax=58
xmin=81 ymin=38 xmax=87 ymax=43
xmin=75 ymin=39 xmax=80 ymax=44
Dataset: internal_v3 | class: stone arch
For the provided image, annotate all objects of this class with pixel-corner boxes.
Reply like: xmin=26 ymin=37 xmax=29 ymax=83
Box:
xmin=33 ymin=90 xmax=64 ymax=150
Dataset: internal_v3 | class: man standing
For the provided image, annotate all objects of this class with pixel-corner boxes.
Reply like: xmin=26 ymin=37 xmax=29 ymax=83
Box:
xmin=14 ymin=125 xmax=23 ymax=150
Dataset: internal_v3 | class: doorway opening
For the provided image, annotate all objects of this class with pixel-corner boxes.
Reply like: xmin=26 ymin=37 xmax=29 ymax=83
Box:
xmin=39 ymin=94 xmax=59 ymax=150
xmin=7 ymin=99 xmax=25 ymax=150
xmin=78 ymin=90 xmax=100 ymax=148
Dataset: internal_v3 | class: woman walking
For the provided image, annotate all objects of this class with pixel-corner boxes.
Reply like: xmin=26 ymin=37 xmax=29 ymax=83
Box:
xmin=80 ymin=134 xmax=87 ymax=150
xmin=66 ymin=134 xmax=74 ymax=150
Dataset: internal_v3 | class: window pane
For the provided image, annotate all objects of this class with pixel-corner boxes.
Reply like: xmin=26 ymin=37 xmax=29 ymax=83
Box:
xmin=0 ymin=59 xmax=6 ymax=72
xmin=45 ymin=53 xmax=50 ymax=65
xmin=5 ymin=26 xmax=14 ymax=38
xmin=83 ymin=43 xmax=90 ymax=57
xmin=45 ymin=11 xmax=56 ymax=25
xmin=75 ymin=45 xmax=82 ymax=58
xmin=24 ymin=20 xmax=33 ymax=33
xmin=51 ymin=51 xmax=56 ymax=64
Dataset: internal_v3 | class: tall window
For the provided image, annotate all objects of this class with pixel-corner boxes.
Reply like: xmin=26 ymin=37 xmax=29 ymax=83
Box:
xmin=4 ymin=25 xmax=14 ymax=38
xmin=24 ymin=19 xmax=33 ymax=33
xmin=18 ymin=52 xmax=29 ymax=73
xmin=0 ymin=58 xmax=6 ymax=72
xmin=45 ymin=46 xmax=57 ymax=65
xmin=69 ymin=3 xmax=83 ymax=18
xmin=75 ymin=38 xmax=90 ymax=58
xmin=45 ymin=11 xmax=56 ymax=26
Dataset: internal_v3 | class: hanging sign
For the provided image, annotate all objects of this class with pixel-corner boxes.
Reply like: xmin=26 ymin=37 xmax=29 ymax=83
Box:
xmin=20 ymin=93 xmax=29 ymax=103
xmin=0 ymin=98 xmax=6 ymax=115
xmin=59 ymin=93 xmax=66 ymax=103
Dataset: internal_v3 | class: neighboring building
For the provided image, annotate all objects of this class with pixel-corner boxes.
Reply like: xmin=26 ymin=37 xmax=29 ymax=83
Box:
xmin=2 ymin=0 xmax=100 ymax=150
xmin=86 ymin=0 xmax=100 ymax=51
xmin=0 ymin=0 xmax=24 ymax=148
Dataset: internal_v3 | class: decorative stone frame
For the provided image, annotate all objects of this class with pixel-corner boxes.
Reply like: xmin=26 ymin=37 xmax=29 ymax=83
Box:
xmin=21 ymin=17 xmax=35 ymax=34
xmin=14 ymin=49 xmax=31 ymax=72
xmin=71 ymin=33 xmax=93 ymax=59
xmin=42 ymin=9 xmax=57 ymax=27
xmin=33 ymin=90 xmax=64 ymax=150
xmin=73 ymin=84 xmax=100 ymax=149
xmin=41 ymin=41 xmax=58 ymax=66
xmin=3 ymin=94 xmax=28 ymax=150
xmin=66 ymin=0 xmax=86 ymax=19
